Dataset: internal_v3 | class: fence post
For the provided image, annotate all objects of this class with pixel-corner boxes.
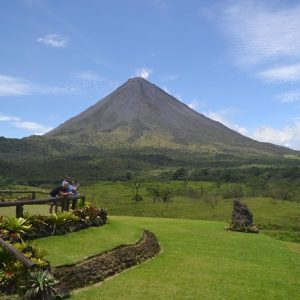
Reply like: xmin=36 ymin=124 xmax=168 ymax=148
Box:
xmin=71 ymin=197 xmax=77 ymax=210
xmin=32 ymin=192 xmax=36 ymax=199
xmin=16 ymin=205 xmax=24 ymax=218
xmin=61 ymin=197 xmax=70 ymax=212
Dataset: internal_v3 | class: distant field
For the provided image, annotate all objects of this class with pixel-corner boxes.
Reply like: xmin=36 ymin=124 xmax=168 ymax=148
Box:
xmin=79 ymin=181 xmax=300 ymax=241
xmin=35 ymin=216 xmax=300 ymax=300
xmin=2 ymin=181 xmax=300 ymax=242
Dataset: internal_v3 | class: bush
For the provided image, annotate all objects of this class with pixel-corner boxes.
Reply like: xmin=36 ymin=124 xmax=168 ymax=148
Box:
xmin=73 ymin=206 xmax=108 ymax=225
xmin=0 ymin=243 xmax=50 ymax=296
xmin=23 ymin=270 xmax=58 ymax=300
xmin=2 ymin=217 xmax=32 ymax=235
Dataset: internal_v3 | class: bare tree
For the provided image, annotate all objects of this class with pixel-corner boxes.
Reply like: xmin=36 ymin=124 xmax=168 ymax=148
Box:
xmin=146 ymin=185 xmax=160 ymax=203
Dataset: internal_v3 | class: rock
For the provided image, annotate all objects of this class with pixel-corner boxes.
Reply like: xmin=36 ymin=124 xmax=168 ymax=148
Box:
xmin=228 ymin=199 xmax=259 ymax=233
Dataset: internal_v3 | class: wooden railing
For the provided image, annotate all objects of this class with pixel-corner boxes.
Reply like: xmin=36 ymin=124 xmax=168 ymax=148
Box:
xmin=0 ymin=237 xmax=36 ymax=268
xmin=0 ymin=189 xmax=49 ymax=200
xmin=0 ymin=192 xmax=85 ymax=270
xmin=0 ymin=194 xmax=85 ymax=217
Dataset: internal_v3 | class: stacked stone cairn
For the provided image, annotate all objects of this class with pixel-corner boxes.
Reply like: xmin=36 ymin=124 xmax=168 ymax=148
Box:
xmin=226 ymin=199 xmax=259 ymax=233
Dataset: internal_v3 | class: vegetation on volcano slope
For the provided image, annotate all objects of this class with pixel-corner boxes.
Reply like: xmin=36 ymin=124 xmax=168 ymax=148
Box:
xmin=1 ymin=134 xmax=300 ymax=186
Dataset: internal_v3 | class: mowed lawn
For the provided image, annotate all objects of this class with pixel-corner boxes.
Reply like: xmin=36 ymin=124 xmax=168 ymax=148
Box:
xmin=36 ymin=216 xmax=300 ymax=300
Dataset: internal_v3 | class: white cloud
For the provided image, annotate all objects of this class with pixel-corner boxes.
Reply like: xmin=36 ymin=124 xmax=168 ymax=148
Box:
xmin=204 ymin=110 xmax=248 ymax=136
xmin=203 ymin=109 xmax=300 ymax=149
xmin=276 ymin=91 xmax=300 ymax=103
xmin=75 ymin=71 xmax=103 ymax=83
xmin=0 ymin=113 xmax=52 ymax=135
xmin=0 ymin=74 xmax=81 ymax=97
xmin=251 ymin=123 xmax=300 ymax=149
xmin=252 ymin=125 xmax=294 ymax=147
xmin=0 ymin=75 xmax=31 ymax=96
xmin=0 ymin=113 xmax=20 ymax=122
xmin=14 ymin=121 xmax=52 ymax=135
xmin=215 ymin=1 xmax=300 ymax=82
xmin=37 ymin=34 xmax=68 ymax=48
xmin=135 ymin=68 xmax=152 ymax=79
xmin=258 ymin=64 xmax=300 ymax=83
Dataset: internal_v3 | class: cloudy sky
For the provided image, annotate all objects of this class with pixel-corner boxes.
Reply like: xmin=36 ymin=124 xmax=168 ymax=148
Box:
xmin=2 ymin=0 xmax=300 ymax=149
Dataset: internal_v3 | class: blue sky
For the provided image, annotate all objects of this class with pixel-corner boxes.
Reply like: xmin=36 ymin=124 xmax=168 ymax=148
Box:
xmin=2 ymin=0 xmax=300 ymax=149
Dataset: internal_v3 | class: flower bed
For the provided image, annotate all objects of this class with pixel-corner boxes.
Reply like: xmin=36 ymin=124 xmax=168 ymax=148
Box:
xmin=0 ymin=206 xmax=107 ymax=242
xmin=0 ymin=206 xmax=108 ymax=299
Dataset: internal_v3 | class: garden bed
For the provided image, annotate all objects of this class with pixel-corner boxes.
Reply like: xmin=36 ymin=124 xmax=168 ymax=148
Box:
xmin=53 ymin=230 xmax=160 ymax=291
xmin=0 ymin=206 xmax=108 ymax=298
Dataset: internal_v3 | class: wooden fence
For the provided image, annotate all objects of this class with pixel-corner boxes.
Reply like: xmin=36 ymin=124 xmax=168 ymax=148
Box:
xmin=0 ymin=237 xmax=36 ymax=268
xmin=0 ymin=194 xmax=85 ymax=217
xmin=0 ymin=189 xmax=49 ymax=200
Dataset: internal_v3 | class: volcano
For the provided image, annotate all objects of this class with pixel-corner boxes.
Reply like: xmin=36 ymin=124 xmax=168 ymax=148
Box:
xmin=46 ymin=77 xmax=290 ymax=155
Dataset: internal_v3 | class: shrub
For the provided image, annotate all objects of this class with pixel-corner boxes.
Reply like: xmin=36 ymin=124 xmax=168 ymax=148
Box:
xmin=2 ymin=216 xmax=32 ymax=235
xmin=48 ymin=212 xmax=80 ymax=235
xmin=73 ymin=206 xmax=108 ymax=225
xmin=23 ymin=270 xmax=58 ymax=300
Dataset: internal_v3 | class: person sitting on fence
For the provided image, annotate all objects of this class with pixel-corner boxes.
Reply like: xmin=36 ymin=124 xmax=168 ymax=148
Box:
xmin=69 ymin=180 xmax=79 ymax=195
xmin=49 ymin=181 xmax=72 ymax=214
xmin=62 ymin=175 xmax=72 ymax=190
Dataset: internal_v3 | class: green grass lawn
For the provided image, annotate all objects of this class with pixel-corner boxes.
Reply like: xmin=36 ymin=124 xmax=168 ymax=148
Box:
xmin=35 ymin=216 xmax=300 ymax=300
xmin=33 ymin=218 xmax=142 ymax=266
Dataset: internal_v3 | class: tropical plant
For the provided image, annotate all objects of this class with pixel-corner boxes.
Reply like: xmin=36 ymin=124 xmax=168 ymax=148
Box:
xmin=48 ymin=211 xmax=79 ymax=235
xmin=14 ymin=241 xmax=48 ymax=260
xmin=23 ymin=270 xmax=58 ymax=300
xmin=73 ymin=206 xmax=108 ymax=223
xmin=0 ymin=247 xmax=12 ymax=268
xmin=0 ymin=260 xmax=25 ymax=294
xmin=2 ymin=216 xmax=32 ymax=234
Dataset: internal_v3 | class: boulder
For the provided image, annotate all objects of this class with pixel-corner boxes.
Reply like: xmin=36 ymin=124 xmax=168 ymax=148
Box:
xmin=227 ymin=199 xmax=259 ymax=233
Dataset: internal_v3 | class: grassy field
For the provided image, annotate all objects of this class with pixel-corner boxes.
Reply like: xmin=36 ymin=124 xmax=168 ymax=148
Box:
xmin=79 ymin=181 xmax=300 ymax=242
xmin=1 ymin=182 xmax=300 ymax=299
xmin=33 ymin=218 xmax=142 ymax=266
xmin=2 ymin=181 xmax=300 ymax=242
xmin=35 ymin=216 xmax=300 ymax=300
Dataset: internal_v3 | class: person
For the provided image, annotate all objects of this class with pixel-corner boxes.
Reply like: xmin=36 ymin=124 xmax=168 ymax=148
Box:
xmin=69 ymin=180 xmax=80 ymax=209
xmin=49 ymin=181 xmax=72 ymax=214
xmin=62 ymin=175 xmax=72 ymax=192
xmin=69 ymin=180 xmax=79 ymax=195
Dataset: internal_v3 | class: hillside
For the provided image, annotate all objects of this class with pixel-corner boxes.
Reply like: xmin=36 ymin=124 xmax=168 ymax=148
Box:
xmin=1 ymin=77 xmax=300 ymax=184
